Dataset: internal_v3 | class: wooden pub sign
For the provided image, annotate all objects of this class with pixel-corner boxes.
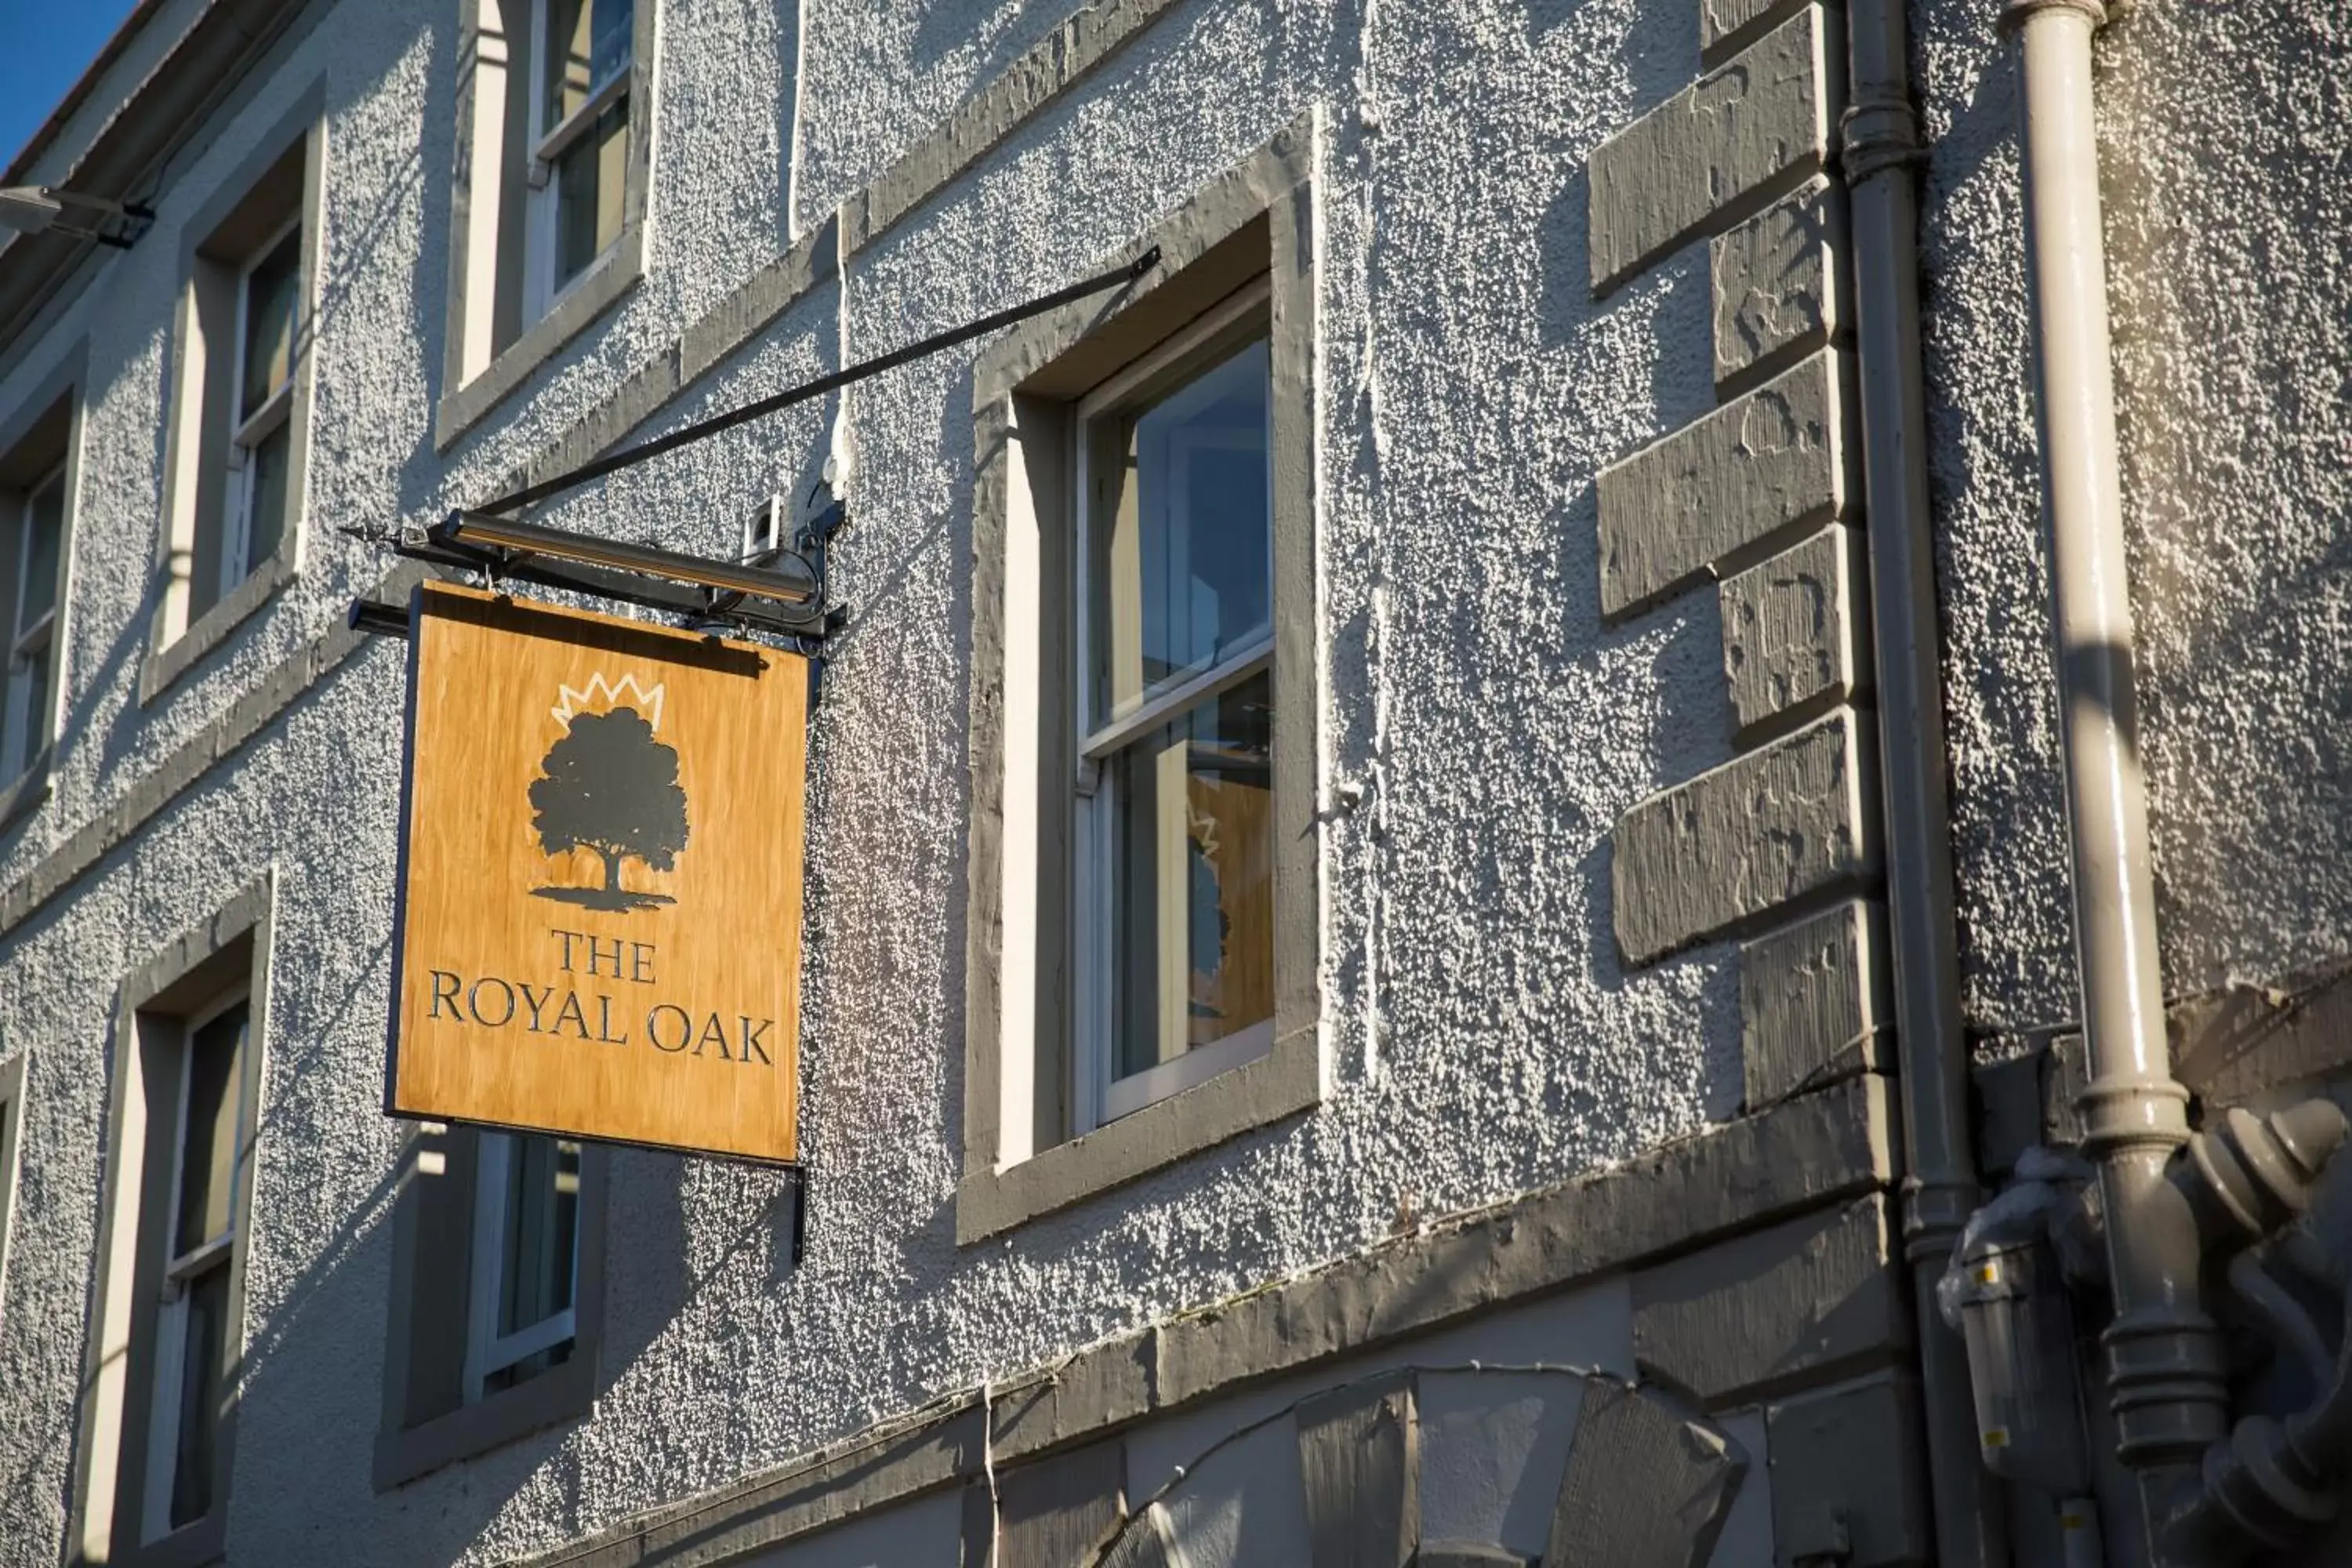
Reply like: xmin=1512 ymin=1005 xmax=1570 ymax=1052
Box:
xmin=385 ymin=582 xmax=804 ymax=1163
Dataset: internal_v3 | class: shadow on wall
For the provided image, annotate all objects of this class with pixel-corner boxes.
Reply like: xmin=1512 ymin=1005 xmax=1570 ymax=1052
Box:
xmin=2090 ymin=0 xmax=2352 ymax=996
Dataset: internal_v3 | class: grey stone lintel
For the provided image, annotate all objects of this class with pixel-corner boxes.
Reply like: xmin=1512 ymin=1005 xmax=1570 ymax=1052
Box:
xmin=1613 ymin=706 xmax=1882 ymax=967
xmin=1719 ymin=522 xmax=1871 ymax=739
xmin=1631 ymin=1193 xmax=1908 ymax=1405
xmin=1588 ymin=5 xmax=1844 ymax=296
xmin=1741 ymin=898 xmax=1893 ymax=1109
xmin=1598 ymin=347 xmax=1857 ymax=622
xmin=1711 ymin=174 xmax=1849 ymax=394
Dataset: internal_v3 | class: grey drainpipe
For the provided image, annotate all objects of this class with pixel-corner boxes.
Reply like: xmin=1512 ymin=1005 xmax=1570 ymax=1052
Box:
xmin=2005 ymin=0 xmax=2222 ymax=1545
xmin=1841 ymin=3 xmax=2011 ymax=1564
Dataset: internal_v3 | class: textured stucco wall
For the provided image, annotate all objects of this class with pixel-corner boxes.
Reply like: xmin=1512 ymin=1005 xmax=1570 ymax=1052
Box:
xmin=0 ymin=0 xmax=1755 ymax=1560
xmin=1920 ymin=0 xmax=2352 ymax=1036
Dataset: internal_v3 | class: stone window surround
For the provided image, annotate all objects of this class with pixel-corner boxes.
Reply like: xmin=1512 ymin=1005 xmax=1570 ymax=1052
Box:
xmin=143 ymin=84 xmax=329 ymax=708
xmin=68 ymin=873 xmax=275 ymax=1568
xmin=0 ymin=1047 xmax=24 ymax=1326
xmin=372 ymin=1120 xmax=612 ymax=1491
xmin=0 ymin=339 xmax=86 ymax=838
xmin=960 ymin=114 xmax=1320 ymax=1245
xmin=432 ymin=0 xmax=659 ymax=452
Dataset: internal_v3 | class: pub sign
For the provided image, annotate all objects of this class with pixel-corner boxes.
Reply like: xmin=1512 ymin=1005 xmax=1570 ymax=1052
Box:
xmin=385 ymin=582 xmax=804 ymax=1163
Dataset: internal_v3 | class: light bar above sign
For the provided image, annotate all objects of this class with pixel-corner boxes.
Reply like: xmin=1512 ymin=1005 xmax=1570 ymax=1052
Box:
xmin=385 ymin=583 xmax=804 ymax=1164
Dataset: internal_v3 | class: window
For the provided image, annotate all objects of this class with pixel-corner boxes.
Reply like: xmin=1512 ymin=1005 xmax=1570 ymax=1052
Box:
xmin=1075 ymin=313 xmax=1276 ymax=1130
xmin=3 ymin=466 xmax=66 ymax=783
xmin=71 ymin=880 xmax=270 ymax=1568
xmin=957 ymin=122 xmax=1320 ymax=1243
xmin=220 ymin=223 xmax=300 ymax=600
xmin=528 ymin=0 xmax=633 ymax=320
xmin=375 ymin=1123 xmax=606 ymax=1489
xmin=139 ymin=993 xmax=249 ymax=1544
xmin=465 ymin=1132 xmax=581 ymax=1399
xmin=438 ymin=0 xmax=653 ymax=445
xmin=0 ymin=370 xmax=76 ymax=809
xmin=149 ymin=96 xmax=323 ymax=699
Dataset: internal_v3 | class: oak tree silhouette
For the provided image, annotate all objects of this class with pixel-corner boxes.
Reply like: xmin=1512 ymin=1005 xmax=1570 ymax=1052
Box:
xmin=529 ymin=706 xmax=690 ymax=911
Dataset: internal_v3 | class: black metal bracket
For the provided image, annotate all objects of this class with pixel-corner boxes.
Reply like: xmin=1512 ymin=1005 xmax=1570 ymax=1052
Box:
xmin=344 ymin=245 xmax=1163 ymax=658
xmin=350 ymin=487 xmax=850 ymax=651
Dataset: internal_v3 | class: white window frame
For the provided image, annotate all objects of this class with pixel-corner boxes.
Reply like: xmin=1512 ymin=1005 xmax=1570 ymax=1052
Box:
xmin=138 ymin=986 xmax=247 ymax=1546
xmin=220 ymin=216 xmax=302 ymax=601
xmin=461 ymin=1132 xmax=580 ymax=1403
xmin=523 ymin=0 xmax=633 ymax=324
xmin=2 ymin=461 xmax=64 ymax=783
xmin=1069 ymin=279 xmax=1277 ymax=1134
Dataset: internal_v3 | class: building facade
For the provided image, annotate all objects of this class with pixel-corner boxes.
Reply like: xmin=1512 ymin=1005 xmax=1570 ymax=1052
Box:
xmin=0 ymin=0 xmax=2345 ymax=1564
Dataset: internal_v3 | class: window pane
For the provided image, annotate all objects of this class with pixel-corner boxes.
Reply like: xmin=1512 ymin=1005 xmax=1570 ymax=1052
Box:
xmin=545 ymin=0 xmax=630 ymax=127
xmin=498 ymin=1136 xmax=579 ymax=1338
xmin=239 ymin=422 xmax=292 ymax=576
xmin=2 ymin=641 xmax=48 ymax=781
xmin=1108 ymin=670 xmax=1274 ymax=1082
xmin=167 ymin=1263 xmax=229 ymax=1530
xmin=175 ymin=1003 xmax=246 ymax=1259
xmin=1092 ymin=339 xmax=1272 ymax=724
xmin=238 ymin=230 xmax=301 ymax=425
xmin=19 ymin=474 xmax=64 ymax=628
xmin=553 ymin=96 xmax=629 ymax=289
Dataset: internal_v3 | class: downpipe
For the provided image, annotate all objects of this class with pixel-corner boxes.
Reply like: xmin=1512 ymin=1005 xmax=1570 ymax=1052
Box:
xmin=2002 ymin=2 xmax=2352 ymax=1560
xmin=1841 ymin=0 xmax=2010 ymax=1562
xmin=2005 ymin=0 xmax=2220 ymax=1539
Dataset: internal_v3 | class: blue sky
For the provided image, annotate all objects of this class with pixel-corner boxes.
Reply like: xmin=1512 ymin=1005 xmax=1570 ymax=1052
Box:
xmin=0 ymin=2 xmax=144 ymax=171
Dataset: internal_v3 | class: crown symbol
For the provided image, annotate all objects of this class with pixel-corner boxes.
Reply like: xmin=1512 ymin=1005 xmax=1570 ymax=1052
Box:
xmin=552 ymin=671 xmax=668 ymax=732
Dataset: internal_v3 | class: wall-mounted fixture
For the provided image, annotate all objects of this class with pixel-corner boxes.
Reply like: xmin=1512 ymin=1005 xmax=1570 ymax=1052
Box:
xmin=0 ymin=185 xmax=154 ymax=249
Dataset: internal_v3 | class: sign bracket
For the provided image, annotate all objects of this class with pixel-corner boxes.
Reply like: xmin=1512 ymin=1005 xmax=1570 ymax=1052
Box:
xmin=349 ymin=486 xmax=849 ymax=652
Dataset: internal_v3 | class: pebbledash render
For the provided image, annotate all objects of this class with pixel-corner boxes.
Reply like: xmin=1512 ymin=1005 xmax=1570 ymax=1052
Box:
xmin=0 ymin=0 xmax=2346 ymax=1564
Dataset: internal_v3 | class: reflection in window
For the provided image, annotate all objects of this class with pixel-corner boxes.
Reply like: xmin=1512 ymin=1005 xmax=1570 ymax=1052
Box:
xmin=466 ymin=1133 xmax=580 ymax=1399
xmin=142 ymin=996 xmax=249 ymax=1541
xmin=1080 ymin=328 xmax=1276 ymax=1126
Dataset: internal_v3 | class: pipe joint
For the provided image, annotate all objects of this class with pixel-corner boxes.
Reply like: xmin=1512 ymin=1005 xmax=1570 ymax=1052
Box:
xmin=1999 ymin=0 xmax=2108 ymax=35
xmin=1838 ymin=95 xmax=1925 ymax=185
xmin=2102 ymin=1306 xmax=2231 ymax=1462
xmin=2179 ymin=1102 xmax=2350 ymax=1251
xmin=2074 ymin=1077 xmax=2192 ymax=1156
xmin=2183 ymin=1414 xmax=2337 ymax=1555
